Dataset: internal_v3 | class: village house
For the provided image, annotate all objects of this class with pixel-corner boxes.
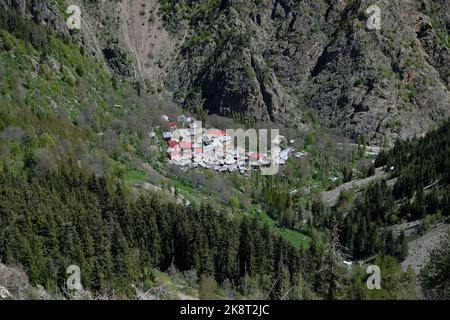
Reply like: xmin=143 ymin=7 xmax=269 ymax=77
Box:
xmin=168 ymin=122 xmax=177 ymax=132
xmin=163 ymin=132 xmax=173 ymax=140
xmin=168 ymin=140 xmax=179 ymax=148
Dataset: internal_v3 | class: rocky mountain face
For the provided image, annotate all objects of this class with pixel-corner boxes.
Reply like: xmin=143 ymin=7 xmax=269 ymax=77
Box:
xmin=0 ymin=0 xmax=68 ymax=34
xmin=1 ymin=0 xmax=449 ymax=143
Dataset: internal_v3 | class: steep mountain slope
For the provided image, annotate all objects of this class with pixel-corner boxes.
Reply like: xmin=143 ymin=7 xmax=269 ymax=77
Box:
xmin=160 ymin=0 xmax=450 ymax=142
xmin=2 ymin=0 xmax=448 ymax=143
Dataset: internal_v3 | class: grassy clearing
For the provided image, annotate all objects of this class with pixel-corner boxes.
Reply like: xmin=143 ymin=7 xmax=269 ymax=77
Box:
xmin=280 ymin=228 xmax=311 ymax=249
xmin=258 ymin=209 xmax=310 ymax=249
xmin=123 ymin=170 xmax=149 ymax=183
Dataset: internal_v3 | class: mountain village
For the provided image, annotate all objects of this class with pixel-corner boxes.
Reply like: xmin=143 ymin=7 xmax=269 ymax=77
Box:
xmin=159 ymin=115 xmax=306 ymax=175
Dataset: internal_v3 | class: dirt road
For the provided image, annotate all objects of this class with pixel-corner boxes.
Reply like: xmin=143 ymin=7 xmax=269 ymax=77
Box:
xmin=320 ymin=168 xmax=388 ymax=207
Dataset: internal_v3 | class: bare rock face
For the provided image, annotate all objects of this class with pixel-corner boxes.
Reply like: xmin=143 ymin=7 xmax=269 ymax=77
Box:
xmin=159 ymin=0 xmax=450 ymax=142
xmin=29 ymin=0 xmax=69 ymax=35
xmin=1 ymin=0 xmax=449 ymax=143
xmin=0 ymin=0 xmax=26 ymax=16
xmin=0 ymin=285 xmax=11 ymax=299
xmin=417 ymin=21 xmax=450 ymax=86
xmin=0 ymin=262 xmax=55 ymax=300
xmin=102 ymin=46 xmax=133 ymax=77
xmin=0 ymin=0 xmax=69 ymax=34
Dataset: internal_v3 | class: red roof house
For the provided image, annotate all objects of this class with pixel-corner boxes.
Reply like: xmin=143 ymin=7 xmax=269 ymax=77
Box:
xmin=179 ymin=141 xmax=193 ymax=149
xmin=207 ymin=129 xmax=226 ymax=136
xmin=167 ymin=140 xmax=179 ymax=148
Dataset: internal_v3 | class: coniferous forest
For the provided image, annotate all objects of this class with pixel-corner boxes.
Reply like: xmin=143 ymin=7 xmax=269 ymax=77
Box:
xmin=336 ymin=120 xmax=450 ymax=261
xmin=0 ymin=162 xmax=424 ymax=299
xmin=0 ymin=166 xmax=313 ymax=299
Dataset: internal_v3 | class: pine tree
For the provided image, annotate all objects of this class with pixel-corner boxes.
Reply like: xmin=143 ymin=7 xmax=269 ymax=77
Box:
xmin=238 ymin=217 xmax=255 ymax=277
xmin=270 ymin=266 xmax=291 ymax=300
xmin=385 ymin=229 xmax=396 ymax=257
xmin=318 ymin=219 xmax=347 ymax=300
xmin=355 ymin=217 xmax=368 ymax=258
xmin=395 ymin=231 xmax=408 ymax=261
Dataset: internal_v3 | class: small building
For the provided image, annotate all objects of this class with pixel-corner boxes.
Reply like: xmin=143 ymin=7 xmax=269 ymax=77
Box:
xmin=161 ymin=115 xmax=169 ymax=122
xmin=194 ymin=147 xmax=203 ymax=154
xmin=207 ymin=128 xmax=225 ymax=137
xmin=219 ymin=135 xmax=233 ymax=144
xmin=177 ymin=129 xmax=191 ymax=139
xmin=279 ymin=148 xmax=293 ymax=161
xmin=167 ymin=140 xmax=179 ymax=148
xmin=179 ymin=141 xmax=193 ymax=149
xmin=188 ymin=121 xmax=201 ymax=129
xmin=168 ymin=122 xmax=177 ymax=132
xmin=148 ymin=132 xmax=156 ymax=139
xmin=163 ymin=132 xmax=173 ymax=140
xmin=203 ymin=135 xmax=213 ymax=145
xmin=293 ymin=151 xmax=306 ymax=159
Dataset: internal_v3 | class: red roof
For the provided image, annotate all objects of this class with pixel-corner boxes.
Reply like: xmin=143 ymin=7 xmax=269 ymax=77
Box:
xmin=179 ymin=141 xmax=193 ymax=148
xmin=167 ymin=140 xmax=179 ymax=148
xmin=249 ymin=152 xmax=265 ymax=160
xmin=168 ymin=122 xmax=177 ymax=127
xmin=207 ymin=129 xmax=225 ymax=136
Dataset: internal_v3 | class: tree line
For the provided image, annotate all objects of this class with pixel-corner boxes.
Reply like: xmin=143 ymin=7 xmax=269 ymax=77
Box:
xmin=333 ymin=119 xmax=450 ymax=261
xmin=376 ymin=119 xmax=450 ymax=204
xmin=1 ymin=164 xmax=411 ymax=299
xmin=0 ymin=165 xmax=322 ymax=298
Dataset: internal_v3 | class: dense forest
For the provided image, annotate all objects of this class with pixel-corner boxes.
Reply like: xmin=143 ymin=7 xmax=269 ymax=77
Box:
xmin=333 ymin=119 xmax=450 ymax=262
xmin=376 ymin=119 xmax=450 ymax=203
xmin=0 ymin=164 xmax=417 ymax=299
xmin=0 ymin=165 xmax=312 ymax=298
